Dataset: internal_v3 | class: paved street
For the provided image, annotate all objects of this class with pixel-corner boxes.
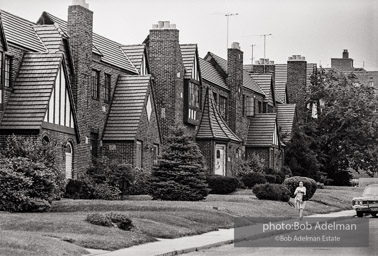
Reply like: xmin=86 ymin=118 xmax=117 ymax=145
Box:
xmin=185 ymin=212 xmax=378 ymax=256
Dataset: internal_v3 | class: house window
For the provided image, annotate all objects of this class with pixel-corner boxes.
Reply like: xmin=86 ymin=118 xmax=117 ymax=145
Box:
xmin=104 ymin=74 xmax=111 ymax=102
xmin=213 ymin=92 xmax=217 ymax=104
xmin=258 ymin=101 xmax=263 ymax=113
xmin=152 ymin=144 xmax=159 ymax=165
xmin=92 ymin=70 xmax=100 ymax=99
xmin=136 ymin=141 xmax=142 ymax=168
xmin=219 ymin=95 xmax=227 ymax=120
xmin=189 ymin=82 xmax=200 ymax=108
xmin=90 ymin=132 xmax=99 ymax=159
xmin=246 ymin=97 xmax=255 ymax=116
xmin=242 ymin=95 xmax=246 ymax=116
xmin=4 ymin=55 xmax=12 ymax=88
xmin=0 ymin=53 xmax=3 ymax=86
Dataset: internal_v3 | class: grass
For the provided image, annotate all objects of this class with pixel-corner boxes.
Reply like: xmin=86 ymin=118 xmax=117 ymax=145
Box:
xmin=0 ymin=186 xmax=364 ymax=254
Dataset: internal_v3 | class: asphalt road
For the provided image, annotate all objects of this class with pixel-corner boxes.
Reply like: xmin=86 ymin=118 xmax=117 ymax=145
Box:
xmin=185 ymin=212 xmax=378 ymax=256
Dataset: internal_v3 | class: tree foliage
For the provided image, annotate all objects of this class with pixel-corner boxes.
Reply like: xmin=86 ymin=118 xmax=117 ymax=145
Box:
xmin=149 ymin=126 xmax=209 ymax=201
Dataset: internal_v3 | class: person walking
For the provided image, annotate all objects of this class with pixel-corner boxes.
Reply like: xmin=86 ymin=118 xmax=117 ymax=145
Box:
xmin=294 ymin=181 xmax=307 ymax=219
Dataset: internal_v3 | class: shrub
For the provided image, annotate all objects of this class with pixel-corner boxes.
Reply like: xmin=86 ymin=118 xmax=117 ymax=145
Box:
xmin=283 ymin=176 xmax=317 ymax=200
xmin=86 ymin=213 xmax=113 ymax=227
xmin=149 ymin=126 xmax=209 ymax=201
xmin=64 ymin=179 xmax=83 ymax=199
xmin=206 ymin=175 xmax=239 ymax=194
xmin=252 ymin=183 xmax=290 ymax=202
xmin=0 ymin=157 xmax=57 ymax=212
xmin=274 ymin=175 xmax=282 ymax=184
xmin=317 ymin=182 xmax=325 ymax=189
xmin=107 ymin=213 xmax=133 ymax=231
xmin=241 ymin=172 xmax=267 ymax=188
xmin=247 ymin=153 xmax=264 ymax=173
xmin=280 ymin=166 xmax=292 ymax=178
xmin=264 ymin=174 xmax=276 ymax=184
xmin=263 ymin=167 xmax=275 ymax=175
xmin=91 ymin=183 xmax=121 ymax=200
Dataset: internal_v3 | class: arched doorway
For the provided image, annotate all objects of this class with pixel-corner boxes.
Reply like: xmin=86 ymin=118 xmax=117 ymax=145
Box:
xmin=65 ymin=142 xmax=73 ymax=179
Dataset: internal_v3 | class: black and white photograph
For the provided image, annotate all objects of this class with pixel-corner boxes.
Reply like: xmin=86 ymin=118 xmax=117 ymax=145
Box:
xmin=0 ymin=0 xmax=377 ymax=255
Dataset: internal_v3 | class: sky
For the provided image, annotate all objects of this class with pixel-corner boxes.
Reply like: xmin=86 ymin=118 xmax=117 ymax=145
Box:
xmin=1 ymin=0 xmax=377 ymax=70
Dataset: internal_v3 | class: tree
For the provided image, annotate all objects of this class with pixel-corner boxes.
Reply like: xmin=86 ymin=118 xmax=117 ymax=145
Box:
xmin=149 ymin=126 xmax=209 ymax=200
xmin=287 ymin=68 xmax=378 ymax=185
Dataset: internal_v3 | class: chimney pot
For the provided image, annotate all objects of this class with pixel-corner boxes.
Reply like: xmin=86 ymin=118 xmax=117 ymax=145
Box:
xmin=269 ymin=60 xmax=274 ymax=64
xmin=231 ymin=42 xmax=240 ymax=50
xmin=152 ymin=24 xmax=158 ymax=29
xmin=255 ymin=60 xmax=259 ymax=64
xmin=170 ymin=24 xmax=176 ymax=29
xmin=343 ymin=49 xmax=349 ymax=59
xmin=158 ymin=21 xmax=164 ymax=28
xmin=163 ymin=21 xmax=170 ymax=28
xmin=72 ymin=0 xmax=88 ymax=8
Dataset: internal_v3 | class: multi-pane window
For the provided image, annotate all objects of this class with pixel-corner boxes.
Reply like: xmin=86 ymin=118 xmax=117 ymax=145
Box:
xmin=5 ymin=55 xmax=12 ymax=87
xmin=136 ymin=141 xmax=142 ymax=168
xmin=246 ymin=96 xmax=255 ymax=116
xmin=91 ymin=70 xmax=100 ymax=99
xmin=258 ymin=101 xmax=263 ymax=113
xmin=44 ymin=64 xmax=74 ymax=128
xmin=0 ymin=53 xmax=3 ymax=85
xmin=242 ymin=95 xmax=246 ymax=116
xmin=189 ymin=83 xmax=200 ymax=108
xmin=90 ymin=132 xmax=99 ymax=158
xmin=104 ymin=73 xmax=111 ymax=102
xmin=219 ymin=96 xmax=227 ymax=120
xmin=213 ymin=92 xmax=217 ymax=104
xmin=152 ymin=144 xmax=159 ymax=165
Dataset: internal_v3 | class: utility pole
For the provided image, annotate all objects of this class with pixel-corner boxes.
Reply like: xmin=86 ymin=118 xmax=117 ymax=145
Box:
xmin=225 ymin=13 xmax=238 ymax=50
xmin=260 ymin=34 xmax=272 ymax=72
xmin=251 ymin=44 xmax=256 ymax=72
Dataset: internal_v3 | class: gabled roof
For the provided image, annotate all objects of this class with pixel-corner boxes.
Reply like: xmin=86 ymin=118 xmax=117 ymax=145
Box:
xmin=33 ymin=25 xmax=63 ymax=53
xmin=199 ymin=58 xmax=228 ymax=91
xmin=121 ymin=44 xmax=146 ymax=74
xmin=243 ymin=70 xmax=265 ymax=96
xmin=39 ymin=12 xmax=138 ymax=74
xmin=0 ymin=53 xmax=62 ymax=129
xmin=0 ymin=13 xmax=8 ymax=51
xmin=247 ymin=113 xmax=278 ymax=147
xmin=0 ymin=9 xmax=47 ymax=52
xmin=196 ymin=88 xmax=241 ymax=143
xmin=206 ymin=52 xmax=227 ymax=74
xmin=275 ymin=64 xmax=287 ymax=103
xmin=102 ymin=75 xmax=151 ymax=141
xmin=276 ymin=104 xmax=296 ymax=143
xmin=249 ymin=73 xmax=274 ymax=105
xmin=180 ymin=44 xmax=197 ymax=79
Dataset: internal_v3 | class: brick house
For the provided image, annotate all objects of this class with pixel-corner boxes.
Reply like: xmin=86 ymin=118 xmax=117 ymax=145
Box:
xmin=0 ymin=2 xmax=160 ymax=178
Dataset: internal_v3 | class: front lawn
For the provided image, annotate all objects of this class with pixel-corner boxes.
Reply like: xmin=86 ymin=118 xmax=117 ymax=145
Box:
xmin=0 ymin=186 xmax=363 ymax=255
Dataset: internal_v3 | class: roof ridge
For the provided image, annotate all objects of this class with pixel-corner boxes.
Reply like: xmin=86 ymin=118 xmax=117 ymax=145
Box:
xmin=0 ymin=9 xmax=37 ymax=25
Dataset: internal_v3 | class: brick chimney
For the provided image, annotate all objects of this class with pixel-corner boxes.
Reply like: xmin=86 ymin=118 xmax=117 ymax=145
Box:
xmin=226 ymin=42 xmax=243 ymax=137
xmin=147 ymin=21 xmax=185 ymax=143
xmin=343 ymin=49 xmax=349 ymax=59
xmin=287 ymin=54 xmax=307 ymax=121
xmin=68 ymin=0 xmax=93 ymax=171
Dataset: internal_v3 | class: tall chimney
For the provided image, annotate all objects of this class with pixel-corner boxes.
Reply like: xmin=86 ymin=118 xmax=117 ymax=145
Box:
xmin=147 ymin=21 xmax=185 ymax=143
xmin=343 ymin=49 xmax=349 ymax=59
xmin=226 ymin=42 xmax=243 ymax=138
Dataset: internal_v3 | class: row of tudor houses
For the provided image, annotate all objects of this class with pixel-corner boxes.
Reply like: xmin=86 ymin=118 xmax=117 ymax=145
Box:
xmin=0 ymin=1 xmax=314 ymax=178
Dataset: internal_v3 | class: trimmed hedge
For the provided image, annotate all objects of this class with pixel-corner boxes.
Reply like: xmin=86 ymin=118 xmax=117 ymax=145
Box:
xmin=252 ymin=183 xmax=290 ymax=202
xmin=264 ymin=174 xmax=276 ymax=184
xmin=241 ymin=172 xmax=267 ymax=188
xmin=86 ymin=212 xmax=133 ymax=231
xmin=283 ymin=176 xmax=317 ymax=200
xmin=206 ymin=175 xmax=239 ymax=194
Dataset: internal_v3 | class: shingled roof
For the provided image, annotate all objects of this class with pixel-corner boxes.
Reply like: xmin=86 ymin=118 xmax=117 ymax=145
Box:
xmin=0 ymin=9 xmax=47 ymax=52
xmin=180 ymin=44 xmax=198 ymax=79
xmin=102 ymin=75 xmax=151 ymax=141
xmin=199 ymin=58 xmax=228 ymax=90
xmin=249 ymin=73 xmax=274 ymax=105
xmin=196 ymin=88 xmax=241 ymax=143
xmin=276 ymin=104 xmax=296 ymax=143
xmin=0 ymin=53 xmax=62 ymax=129
xmin=275 ymin=64 xmax=287 ymax=103
xmin=206 ymin=52 xmax=227 ymax=74
xmin=120 ymin=44 xmax=146 ymax=75
xmin=247 ymin=113 xmax=278 ymax=147
xmin=33 ymin=25 xmax=63 ymax=53
xmin=243 ymin=70 xmax=265 ymax=96
xmin=39 ymin=12 xmax=138 ymax=74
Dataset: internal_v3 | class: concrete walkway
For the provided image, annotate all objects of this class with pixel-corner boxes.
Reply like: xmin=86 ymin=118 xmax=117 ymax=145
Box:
xmin=89 ymin=210 xmax=355 ymax=256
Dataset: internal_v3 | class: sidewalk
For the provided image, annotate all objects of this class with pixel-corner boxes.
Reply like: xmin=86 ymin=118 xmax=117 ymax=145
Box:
xmin=89 ymin=210 xmax=355 ymax=256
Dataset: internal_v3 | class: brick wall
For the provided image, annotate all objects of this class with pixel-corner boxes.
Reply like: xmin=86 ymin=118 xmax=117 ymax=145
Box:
xmin=252 ymin=64 xmax=276 ymax=83
xmin=197 ymin=140 xmax=213 ymax=174
xmin=287 ymin=60 xmax=307 ymax=121
xmin=148 ymin=26 xmax=185 ymax=144
xmin=246 ymin=147 xmax=270 ymax=168
xmin=102 ymin=141 xmax=134 ymax=165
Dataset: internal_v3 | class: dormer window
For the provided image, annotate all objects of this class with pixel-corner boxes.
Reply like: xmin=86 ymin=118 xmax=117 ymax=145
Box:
xmin=4 ymin=55 xmax=12 ymax=88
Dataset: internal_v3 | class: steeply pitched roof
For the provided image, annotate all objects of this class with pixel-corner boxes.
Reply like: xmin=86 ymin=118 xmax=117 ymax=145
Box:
xmin=180 ymin=44 xmax=198 ymax=79
xmin=246 ymin=113 xmax=278 ymax=147
xmin=196 ymin=88 xmax=241 ymax=143
xmin=0 ymin=53 xmax=62 ymax=129
xmin=199 ymin=58 xmax=228 ymax=90
xmin=0 ymin=9 xmax=47 ymax=52
xmin=249 ymin=73 xmax=274 ymax=105
xmin=33 ymin=25 xmax=63 ymax=53
xmin=206 ymin=52 xmax=227 ymax=73
xmin=102 ymin=75 xmax=151 ymax=141
xmin=40 ymin=12 xmax=138 ymax=74
xmin=243 ymin=70 xmax=265 ymax=96
xmin=276 ymin=104 xmax=296 ymax=143
xmin=121 ymin=44 xmax=146 ymax=74
xmin=275 ymin=64 xmax=287 ymax=103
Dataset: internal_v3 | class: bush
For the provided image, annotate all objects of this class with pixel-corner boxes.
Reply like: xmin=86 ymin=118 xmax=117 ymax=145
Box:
xmin=206 ymin=175 xmax=239 ymax=194
xmin=263 ymin=167 xmax=275 ymax=175
xmin=252 ymin=183 xmax=290 ymax=202
xmin=149 ymin=126 xmax=209 ymax=201
xmin=317 ymin=182 xmax=325 ymax=189
xmin=283 ymin=176 xmax=317 ymax=200
xmin=264 ymin=174 xmax=276 ymax=184
xmin=274 ymin=175 xmax=282 ymax=184
xmin=0 ymin=157 xmax=57 ymax=212
xmin=280 ymin=166 xmax=292 ymax=177
xmin=107 ymin=213 xmax=133 ymax=231
xmin=86 ymin=213 xmax=113 ymax=227
xmin=241 ymin=172 xmax=267 ymax=188
xmin=64 ymin=179 xmax=83 ymax=199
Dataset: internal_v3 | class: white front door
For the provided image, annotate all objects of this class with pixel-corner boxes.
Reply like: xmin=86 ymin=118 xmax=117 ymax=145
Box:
xmin=65 ymin=143 xmax=73 ymax=179
xmin=214 ymin=144 xmax=226 ymax=176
